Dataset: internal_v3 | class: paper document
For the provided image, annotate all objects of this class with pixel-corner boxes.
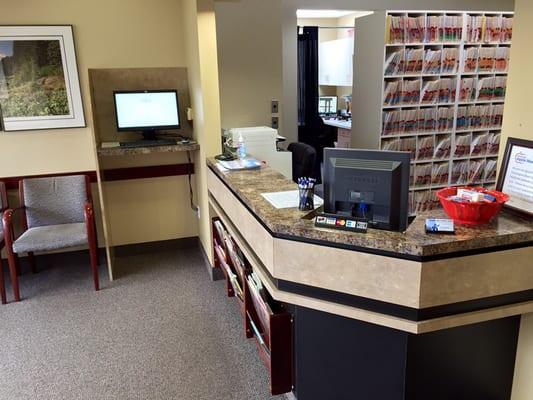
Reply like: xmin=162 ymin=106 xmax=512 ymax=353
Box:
xmin=101 ymin=142 xmax=120 ymax=148
xmin=218 ymin=158 xmax=261 ymax=171
xmin=261 ymin=190 xmax=323 ymax=209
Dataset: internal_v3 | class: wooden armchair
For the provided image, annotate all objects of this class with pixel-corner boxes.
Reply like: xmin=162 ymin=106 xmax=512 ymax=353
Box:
xmin=0 ymin=181 xmax=8 ymax=304
xmin=2 ymin=175 xmax=99 ymax=302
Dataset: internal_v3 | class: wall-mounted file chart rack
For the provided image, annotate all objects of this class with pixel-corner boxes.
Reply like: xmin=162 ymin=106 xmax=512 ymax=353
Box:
xmin=353 ymin=10 xmax=512 ymax=215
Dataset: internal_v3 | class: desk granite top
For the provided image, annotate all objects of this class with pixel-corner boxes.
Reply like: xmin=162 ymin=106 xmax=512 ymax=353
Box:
xmin=207 ymin=158 xmax=533 ymax=258
xmin=98 ymin=142 xmax=199 ymax=157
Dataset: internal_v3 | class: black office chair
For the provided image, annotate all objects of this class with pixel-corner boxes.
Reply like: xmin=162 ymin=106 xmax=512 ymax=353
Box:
xmin=287 ymin=142 xmax=317 ymax=183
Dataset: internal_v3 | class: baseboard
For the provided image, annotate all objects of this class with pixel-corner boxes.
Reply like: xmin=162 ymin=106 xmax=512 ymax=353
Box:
xmin=113 ymin=237 xmax=199 ymax=257
xmin=199 ymin=240 xmax=224 ymax=282
xmin=1 ymin=246 xmax=106 ymax=260
xmin=285 ymin=391 xmax=296 ymax=400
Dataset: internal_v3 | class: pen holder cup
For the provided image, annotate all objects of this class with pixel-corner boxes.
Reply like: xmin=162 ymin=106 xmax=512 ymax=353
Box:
xmin=298 ymin=187 xmax=315 ymax=211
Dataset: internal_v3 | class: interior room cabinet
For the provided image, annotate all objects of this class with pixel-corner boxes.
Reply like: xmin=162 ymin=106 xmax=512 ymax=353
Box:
xmin=319 ymin=37 xmax=354 ymax=86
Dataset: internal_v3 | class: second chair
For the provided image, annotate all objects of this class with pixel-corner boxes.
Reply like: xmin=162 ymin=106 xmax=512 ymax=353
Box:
xmin=2 ymin=175 xmax=100 ymax=302
xmin=287 ymin=142 xmax=317 ymax=183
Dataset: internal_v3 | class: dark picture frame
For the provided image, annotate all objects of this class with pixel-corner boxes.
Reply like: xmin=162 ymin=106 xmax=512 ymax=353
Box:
xmin=496 ymin=137 xmax=533 ymax=217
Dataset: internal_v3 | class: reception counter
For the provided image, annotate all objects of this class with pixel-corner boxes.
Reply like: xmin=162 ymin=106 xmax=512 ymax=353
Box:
xmin=206 ymin=158 xmax=533 ymax=400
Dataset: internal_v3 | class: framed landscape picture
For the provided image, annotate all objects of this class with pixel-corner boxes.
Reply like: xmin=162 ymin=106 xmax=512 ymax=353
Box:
xmin=496 ymin=137 xmax=533 ymax=217
xmin=0 ymin=25 xmax=85 ymax=131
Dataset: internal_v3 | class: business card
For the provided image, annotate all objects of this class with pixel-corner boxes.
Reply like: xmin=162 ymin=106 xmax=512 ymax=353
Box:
xmin=425 ymin=218 xmax=455 ymax=233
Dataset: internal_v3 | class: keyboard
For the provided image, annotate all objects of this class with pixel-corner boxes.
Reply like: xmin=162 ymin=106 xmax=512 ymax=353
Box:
xmin=119 ymin=139 xmax=177 ymax=148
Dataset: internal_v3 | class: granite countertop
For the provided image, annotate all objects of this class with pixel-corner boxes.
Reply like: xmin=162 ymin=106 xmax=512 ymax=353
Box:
xmin=98 ymin=142 xmax=199 ymax=157
xmin=207 ymin=158 xmax=533 ymax=257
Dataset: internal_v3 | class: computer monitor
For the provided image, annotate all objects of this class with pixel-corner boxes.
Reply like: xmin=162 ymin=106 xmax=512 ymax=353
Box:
xmin=318 ymin=96 xmax=338 ymax=115
xmin=323 ymin=148 xmax=411 ymax=231
xmin=113 ymin=90 xmax=180 ymax=140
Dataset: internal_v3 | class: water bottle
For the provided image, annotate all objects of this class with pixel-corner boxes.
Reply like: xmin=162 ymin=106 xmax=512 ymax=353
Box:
xmin=237 ymin=133 xmax=247 ymax=159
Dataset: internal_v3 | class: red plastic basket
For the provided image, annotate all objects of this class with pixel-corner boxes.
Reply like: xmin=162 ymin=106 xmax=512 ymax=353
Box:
xmin=436 ymin=187 xmax=509 ymax=225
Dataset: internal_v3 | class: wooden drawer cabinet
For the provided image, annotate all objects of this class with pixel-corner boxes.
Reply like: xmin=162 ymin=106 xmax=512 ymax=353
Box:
xmin=211 ymin=217 xmax=293 ymax=396
xmin=245 ymin=277 xmax=293 ymax=395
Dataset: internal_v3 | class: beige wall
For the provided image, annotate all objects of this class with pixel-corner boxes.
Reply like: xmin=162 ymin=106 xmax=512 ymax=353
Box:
xmin=297 ymin=18 xmax=338 ymax=42
xmin=98 ymin=153 xmax=199 ymax=247
xmin=501 ymin=1 xmax=533 ymax=398
xmin=183 ymin=0 xmax=222 ymax=260
xmin=0 ymin=0 xmax=199 ymax=246
xmin=215 ymin=0 xmax=283 ymax=133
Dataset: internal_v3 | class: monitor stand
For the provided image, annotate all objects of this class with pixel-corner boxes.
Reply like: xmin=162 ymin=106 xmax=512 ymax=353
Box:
xmin=141 ymin=129 xmax=158 ymax=140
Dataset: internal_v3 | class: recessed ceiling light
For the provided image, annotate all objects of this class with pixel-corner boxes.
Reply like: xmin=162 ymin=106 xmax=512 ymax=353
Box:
xmin=296 ymin=10 xmax=373 ymax=19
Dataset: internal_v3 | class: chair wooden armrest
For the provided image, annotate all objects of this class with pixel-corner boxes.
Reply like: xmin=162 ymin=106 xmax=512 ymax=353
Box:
xmin=84 ymin=201 xmax=97 ymax=242
xmin=84 ymin=201 xmax=94 ymax=223
xmin=2 ymin=207 xmax=25 ymax=247
xmin=3 ymin=207 xmax=26 ymax=302
xmin=84 ymin=201 xmax=100 ymax=291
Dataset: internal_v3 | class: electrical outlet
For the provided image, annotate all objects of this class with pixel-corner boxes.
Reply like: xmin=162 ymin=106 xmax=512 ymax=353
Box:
xmin=271 ymin=100 xmax=279 ymax=114
xmin=271 ymin=116 xmax=279 ymax=129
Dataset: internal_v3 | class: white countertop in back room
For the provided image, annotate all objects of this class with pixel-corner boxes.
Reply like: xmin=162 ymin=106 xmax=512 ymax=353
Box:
xmin=322 ymin=118 xmax=352 ymax=130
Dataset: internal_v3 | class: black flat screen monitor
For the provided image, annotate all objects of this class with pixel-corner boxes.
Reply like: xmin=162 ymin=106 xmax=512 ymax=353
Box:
xmin=323 ymin=148 xmax=411 ymax=232
xmin=113 ymin=90 xmax=180 ymax=139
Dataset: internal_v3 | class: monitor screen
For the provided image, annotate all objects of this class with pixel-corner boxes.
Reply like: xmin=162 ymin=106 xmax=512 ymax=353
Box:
xmin=319 ymin=96 xmax=338 ymax=115
xmin=114 ymin=90 xmax=180 ymax=131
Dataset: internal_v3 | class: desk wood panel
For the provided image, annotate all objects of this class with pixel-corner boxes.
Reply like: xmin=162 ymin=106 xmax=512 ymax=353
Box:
xmin=207 ymin=168 xmax=275 ymax=273
xmin=274 ymin=238 xmax=423 ymax=308
xmin=420 ymin=247 xmax=533 ymax=308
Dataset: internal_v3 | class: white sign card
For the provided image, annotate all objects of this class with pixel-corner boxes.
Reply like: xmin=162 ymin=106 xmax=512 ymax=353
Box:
xmin=497 ymin=138 xmax=533 ymax=216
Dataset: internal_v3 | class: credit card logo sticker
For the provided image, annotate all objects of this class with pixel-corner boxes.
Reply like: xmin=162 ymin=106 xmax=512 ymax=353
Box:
xmin=316 ymin=216 xmax=327 ymax=224
xmin=356 ymin=221 xmax=368 ymax=229
xmin=336 ymin=219 xmax=346 ymax=226
xmin=346 ymin=220 xmax=356 ymax=228
xmin=326 ymin=218 xmax=336 ymax=225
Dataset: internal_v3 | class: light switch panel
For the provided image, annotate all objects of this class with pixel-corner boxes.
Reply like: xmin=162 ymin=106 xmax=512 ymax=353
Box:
xmin=271 ymin=100 xmax=279 ymax=114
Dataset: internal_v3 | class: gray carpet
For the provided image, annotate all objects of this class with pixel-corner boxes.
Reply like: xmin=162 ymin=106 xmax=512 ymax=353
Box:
xmin=0 ymin=244 xmax=287 ymax=400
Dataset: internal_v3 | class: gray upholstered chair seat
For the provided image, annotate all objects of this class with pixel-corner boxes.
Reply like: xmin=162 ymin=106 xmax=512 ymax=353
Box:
xmin=4 ymin=175 xmax=100 ymax=302
xmin=12 ymin=223 xmax=88 ymax=254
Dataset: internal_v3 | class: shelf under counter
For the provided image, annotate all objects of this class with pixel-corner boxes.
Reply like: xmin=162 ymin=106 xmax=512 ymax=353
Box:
xmin=95 ymin=142 xmax=200 ymax=182
xmin=97 ymin=142 xmax=199 ymax=157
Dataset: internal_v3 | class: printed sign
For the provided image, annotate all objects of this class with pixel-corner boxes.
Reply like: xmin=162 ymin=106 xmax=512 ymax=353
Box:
xmin=497 ymin=138 xmax=533 ymax=216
